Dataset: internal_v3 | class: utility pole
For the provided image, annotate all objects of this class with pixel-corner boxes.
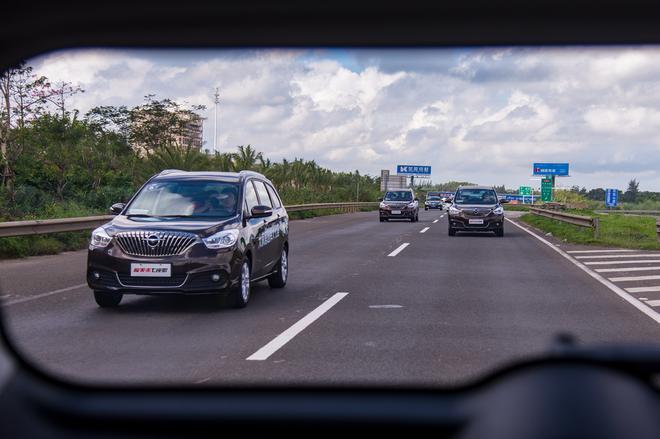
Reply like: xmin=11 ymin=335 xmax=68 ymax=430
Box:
xmin=213 ymin=87 xmax=220 ymax=154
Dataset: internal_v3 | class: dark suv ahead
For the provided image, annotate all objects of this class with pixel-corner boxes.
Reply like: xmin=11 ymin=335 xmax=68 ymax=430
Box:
xmin=379 ymin=189 xmax=419 ymax=222
xmin=87 ymin=170 xmax=289 ymax=308
xmin=447 ymin=186 xmax=505 ymax=236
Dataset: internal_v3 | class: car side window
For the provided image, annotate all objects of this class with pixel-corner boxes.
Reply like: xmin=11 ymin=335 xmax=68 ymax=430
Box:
xmin=253 ymin=181 xmax=273 ymax=208
xmin=244 ymin=180 xmax=260 ymax=212
xmin=266 ymin=184 xmax=282 ymax=209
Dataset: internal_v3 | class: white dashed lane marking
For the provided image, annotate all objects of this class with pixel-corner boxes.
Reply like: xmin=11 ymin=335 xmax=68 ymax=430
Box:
xmin=420 ymin=227 xmax=430 ymax=234
xmin=388 ymin=243 xmax=410 ymax=257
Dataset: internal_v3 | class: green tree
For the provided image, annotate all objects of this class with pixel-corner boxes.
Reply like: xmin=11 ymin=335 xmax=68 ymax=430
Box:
xmin=624 ymin=178 xmax=640 ymax=203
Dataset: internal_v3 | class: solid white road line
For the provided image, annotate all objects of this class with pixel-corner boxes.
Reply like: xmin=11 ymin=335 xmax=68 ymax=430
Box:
xmin=596 ymin=266 xmax=660 ymax=273
xmin=626 ymin=286 xmax=660 ymax=293
xmin=609 ymin=275 xmax=660 ymax=282
xmin=246 ymin=292 xmax=349 ymax=361
xmin=4 ymin=283 xmax=88 ymax=306
xmin=388 ymin=243 xmax=410 ymax=257
xmin=567 ymin=249 xmax=636 ymax=254
xmin=575 ymin=254 xmax=660 ymax=259
xmin=505 ymin=218 xmax=660 ymax=325
xmin=645 ymin=300 xmax=660 ymax=307
xmin=433 ymin=219 xmax=439 ymax=224
xmin=420 ymin=227 xmax=430 ymax=234
xmin=584 ymin=260 xmax=660 ymax=265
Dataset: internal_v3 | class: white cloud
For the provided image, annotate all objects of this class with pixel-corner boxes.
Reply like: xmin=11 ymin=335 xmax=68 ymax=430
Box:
xmin=26 ymin=47 xmax=660 ymax=191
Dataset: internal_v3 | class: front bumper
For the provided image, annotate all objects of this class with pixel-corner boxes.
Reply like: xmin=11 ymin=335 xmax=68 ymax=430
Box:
xmin=448 ymin=214 xmax=504 ymax=231
xmin=380 ymin=208 xmax=416 ymax=219
xmin=86 ymin=242 xmax=242 ymax=295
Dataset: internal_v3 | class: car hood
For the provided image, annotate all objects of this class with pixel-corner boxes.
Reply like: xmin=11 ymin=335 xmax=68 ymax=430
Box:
xmin=105 ymin=215 xmax=240 ymax=237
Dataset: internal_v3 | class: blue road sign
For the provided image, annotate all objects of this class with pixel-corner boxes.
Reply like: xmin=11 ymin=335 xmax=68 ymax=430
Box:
xmin=533 ymin=163 xmax=569 ymax=176
xmin=605 ymin=188 xmax=618 ymax=207
xmin=397 ymin=165 xmax=431 ymax=175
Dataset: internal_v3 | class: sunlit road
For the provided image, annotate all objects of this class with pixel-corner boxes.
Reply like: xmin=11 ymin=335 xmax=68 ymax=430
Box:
xmin=2 ymin=210 xmax=660 ymax=386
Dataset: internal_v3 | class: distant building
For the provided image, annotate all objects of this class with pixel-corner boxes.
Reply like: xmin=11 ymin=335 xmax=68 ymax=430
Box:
xmin=175 ymin=112 xmax=204 ymax=151
xmin=130 ymin=108 xmax=205 ymax=155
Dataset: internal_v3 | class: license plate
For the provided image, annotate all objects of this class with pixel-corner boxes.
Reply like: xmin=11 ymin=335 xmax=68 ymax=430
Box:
xmin=130 ymin=263 xmax=171 ymax=277
xmin=469 ymin=219 xmax=484 ymax=225
xmin=391 ymin=210 xmax=401 ymax=215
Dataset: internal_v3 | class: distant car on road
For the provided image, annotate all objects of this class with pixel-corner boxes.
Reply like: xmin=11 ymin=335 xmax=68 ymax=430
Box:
xmin=424 ymin=195 xmax=443 ymax=210
xmin=87 ymin=170 xmax=289 ymax=308
xmin=447 ymin=186 xmax=506 ymax=236
xmin=379 ymin=189 xmax=419 ymax=222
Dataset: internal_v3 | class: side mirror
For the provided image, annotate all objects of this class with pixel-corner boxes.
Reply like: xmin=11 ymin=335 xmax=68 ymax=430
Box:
xmin=250 ymin=205 xmax=273 ymax=218
xmin=500 ymin=199 xmax=510 ymax=204
xmin=378 ymin=197 xmax=383 ymax=202
xmin=110 ymin=203 xmax=125 ymax=215
xmin=414 ymin=198 xmax=419 ymax=202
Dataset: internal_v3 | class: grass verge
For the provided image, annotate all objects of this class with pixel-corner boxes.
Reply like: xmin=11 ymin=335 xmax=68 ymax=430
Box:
xmin=520 ymin=212 xmax=660 ymax=250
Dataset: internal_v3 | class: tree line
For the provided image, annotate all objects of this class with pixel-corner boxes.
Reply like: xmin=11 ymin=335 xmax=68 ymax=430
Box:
xmin=0 ymin=64 xmax=380 ymax=221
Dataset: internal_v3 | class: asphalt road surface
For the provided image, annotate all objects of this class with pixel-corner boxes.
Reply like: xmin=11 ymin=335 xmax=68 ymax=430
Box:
xmin=2 ymin=209 xmax=660 ymax=386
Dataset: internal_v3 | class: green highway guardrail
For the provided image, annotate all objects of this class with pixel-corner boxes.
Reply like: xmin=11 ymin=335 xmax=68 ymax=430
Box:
xmin=529 ymin=207 xmax=600 ymax=238
xmin=0 ymin=202 xmax=379 ymax=238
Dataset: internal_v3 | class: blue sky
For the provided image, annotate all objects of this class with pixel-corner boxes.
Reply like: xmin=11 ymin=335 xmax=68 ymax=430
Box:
xmin=29 ymin=47 xmax=660 ymax=191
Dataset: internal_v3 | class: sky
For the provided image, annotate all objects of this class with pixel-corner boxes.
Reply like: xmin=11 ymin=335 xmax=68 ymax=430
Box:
xmin=27 ymin=47 xmax=660 ymax=192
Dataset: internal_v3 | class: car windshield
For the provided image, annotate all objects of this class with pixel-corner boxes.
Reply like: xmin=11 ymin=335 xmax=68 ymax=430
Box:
xmin=125 ymin=181 xmax=239 ymax=218
xmin=384 ymin=191 xmax=413 ymax=201
xmin=4 ymin=47 xmax=660 ymax=389
xmin=454 ymin=189 xmax=498 ymax=205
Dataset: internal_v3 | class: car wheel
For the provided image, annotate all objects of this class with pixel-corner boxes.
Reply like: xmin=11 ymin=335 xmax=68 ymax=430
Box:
xmin=448 ymin=227 xmax=456 ymax=236
xmin=93 ymin=291 xmax=122 ymax=308
xmin=268 ymin=247 xmax=288 ymax=288
xmin=425 ymin=207 xmax=428 ymax=211
xmin=495 ymin=227 xmax=504 ymax=237
xmin=380 ymin=218 xmax=384 ymax=222
xmin=229 ymin=260 xmax=251 ymax=308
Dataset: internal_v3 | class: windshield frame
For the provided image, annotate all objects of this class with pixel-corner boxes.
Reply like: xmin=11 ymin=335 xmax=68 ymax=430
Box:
xmin=124 ymin=179 xmax=241 ymax=219
xmin=453 ymin=189 xmax=498 ymax=206
xmin=384 ymin=191 xmax=413 ymax=202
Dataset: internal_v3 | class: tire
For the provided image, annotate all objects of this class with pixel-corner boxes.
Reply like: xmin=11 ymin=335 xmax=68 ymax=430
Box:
xmin=425 ymin=207 xmax=428 ymax=211
xmin=268 ymin=247 xmax=288 ymax=288
xmin=416 ymin=213 xmax=419 ymax=222
xmin=228 ymin=260 xmax=251 ymax=308
xmin=448 ymin=227 xmax=456 ymax=236
xmin=495 ymin=227 xmax=504 ymax=237
xmin=93 ymin=291 xmax=122 ymax=308
xmin=380 ymin=218 xmax=384 ymax=222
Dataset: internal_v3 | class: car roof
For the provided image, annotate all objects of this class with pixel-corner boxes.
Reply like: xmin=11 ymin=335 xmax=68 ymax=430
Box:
xmin=457 ymin=185 xmax=495 ymax=190
xmin=152 ymin=170 xmax=271 ymax=184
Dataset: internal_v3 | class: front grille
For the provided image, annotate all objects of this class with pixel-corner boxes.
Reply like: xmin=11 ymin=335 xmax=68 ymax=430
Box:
xmin=117 ymin=273 xmax=188 ymax=287
xmin=114 ymin=231 xmax=197 ymax=257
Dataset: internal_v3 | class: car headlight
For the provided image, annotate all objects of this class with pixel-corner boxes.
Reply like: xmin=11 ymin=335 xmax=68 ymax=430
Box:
xmin=492 ymin=206 xmax=504 ymax=215
xmin=90 ymin=226 xmax=112 ymax=248
xmin=448 ymin=206 xmax=461 ymax=215
xmin=379 ymin=202 xmax=388 ymax=209
xmin=202 ymin=229 xmax=239 ymax=249
xmin=407 ymin=202 xmax=416 ymax=208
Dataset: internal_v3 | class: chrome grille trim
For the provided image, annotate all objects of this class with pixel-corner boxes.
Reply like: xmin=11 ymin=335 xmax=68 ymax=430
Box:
xmin=114 ymin=231 xmax=198 ymax=257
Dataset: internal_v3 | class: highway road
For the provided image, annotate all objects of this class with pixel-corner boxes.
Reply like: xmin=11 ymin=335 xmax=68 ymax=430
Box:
xmin=2 ymin=209 xmax=660 ymax=386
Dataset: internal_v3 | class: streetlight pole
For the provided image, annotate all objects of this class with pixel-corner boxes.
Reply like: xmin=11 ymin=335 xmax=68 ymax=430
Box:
xmin=213 ymin=87 xmax=219 ymax=154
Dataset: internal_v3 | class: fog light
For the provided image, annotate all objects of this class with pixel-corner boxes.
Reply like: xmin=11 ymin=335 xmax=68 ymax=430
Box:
xmin=92 ymin=271 xmax=100 ymax=280
xmin=211 ymin=273 xmax=221 ymax=282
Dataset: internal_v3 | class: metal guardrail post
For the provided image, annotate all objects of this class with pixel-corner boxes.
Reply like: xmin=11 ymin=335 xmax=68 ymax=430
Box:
xmin=593 ymin=217 xmax=600 ymax=239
